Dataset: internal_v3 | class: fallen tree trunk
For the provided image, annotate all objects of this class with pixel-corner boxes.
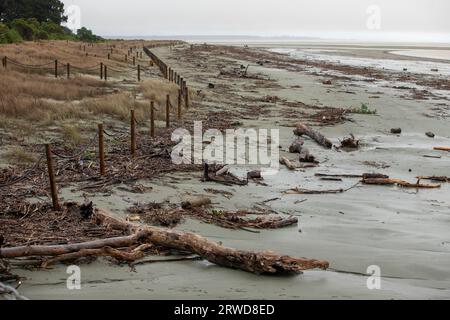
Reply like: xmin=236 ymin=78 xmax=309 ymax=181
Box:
xmin=0 ymin=208 xmax=329 ymax=275
xmin=294 ymin=123 xmax=333 ymax=149
xmin=362 ymin=178 xmax=441 ymax=189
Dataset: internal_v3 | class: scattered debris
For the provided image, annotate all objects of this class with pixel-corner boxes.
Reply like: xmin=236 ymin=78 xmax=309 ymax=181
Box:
xmin=391 ymin=128 xmax=402 ymax=134
xmin=339 ymin=134 xmax=360 ymax=149
xmin=289 ymin=139 xmax=305 ymax=154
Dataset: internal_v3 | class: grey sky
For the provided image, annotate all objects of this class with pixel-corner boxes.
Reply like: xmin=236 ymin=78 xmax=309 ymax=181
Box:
xmin=62 ymin=0 xmax=450 ymax=42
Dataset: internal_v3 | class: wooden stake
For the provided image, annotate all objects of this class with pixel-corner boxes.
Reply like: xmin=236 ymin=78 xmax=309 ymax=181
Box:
xmin=131 ymin=110 xmax=136 ymax=156
xmin=166 ymin=95 xmax=170 ymax=128
xmin=45 ymin=144 xmax=61 ymax=211
xmin=150 ymin=101 xmax=155 ymax=138
xmin=54 ymin=60 xmax=58 ymax=78
xmin=177 ymin=89 xmax=182 ymax=120
xmin=98 ymin=124 xmax=106 ymax=176
xmin=137 ymin=65 xmax=141 ymax=81
xmin=185 ymin=87 xmax=189 ymax=109
xmin=67 ymin=63 xmax=70 ymax=79
xmin=100 ymin=62 xmax=104 ymax=80
xmin=104 ymin=65 xmax=108 ymax=81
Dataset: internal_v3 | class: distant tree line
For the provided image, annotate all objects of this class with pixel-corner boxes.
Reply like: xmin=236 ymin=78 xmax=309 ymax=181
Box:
xmin=0 ymin=0 xmax=103 ymax=43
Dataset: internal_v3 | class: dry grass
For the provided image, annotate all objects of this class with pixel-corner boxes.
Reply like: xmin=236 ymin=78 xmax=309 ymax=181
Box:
xmin=0 ymin=69 xmax=109 ymax=101
xmin=2 ymin=146 xmax=38 ymax=165
xmin=0 ymin=39 xmax=185 ymax=145
xmin=140 ymin=79 xmax=181 ymax=108
xmin=61 ymin=124 xmax=82 ymax=145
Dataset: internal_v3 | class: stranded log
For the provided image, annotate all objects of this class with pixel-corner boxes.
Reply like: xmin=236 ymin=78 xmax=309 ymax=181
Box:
xmin=0 ymin=208 xmax=329 ymax=275
xmin=280 ymin=157 xmax=296 ymax=170
xmin=362 ymin=178 xmax=441 ymax=189
xmin=181 ymin=196 xmax=212 ymax=209
xmin=294 ymin=123 xmax=333 ymax=149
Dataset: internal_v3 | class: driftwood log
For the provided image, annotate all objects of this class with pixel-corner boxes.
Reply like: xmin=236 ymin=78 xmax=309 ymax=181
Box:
xmin=280 ymin=157 xmax=296 ymax=170
xmin=294 ymin=123 xmax=333 ymax=149
xmin=362 ymin=178 xmax=441 ymax=189
xmin=433 ymin=147 xmax=450 ymax=152
xmin=181 ymin=196 xmax=212 ymax=209
xmin=417 ymin=176 xmax=449 ymax=182
xmin=289 ymin=139 xmax=305 ymax=153
xmin=0 ymin=208 xmax=329 ymax=275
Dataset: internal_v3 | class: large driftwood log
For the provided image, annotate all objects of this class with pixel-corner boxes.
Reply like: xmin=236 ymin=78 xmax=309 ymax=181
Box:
xmin=0 ymin=209 xmax=329 ymax=275
xmin=362 ymin=178 xmax=441 ymax=189
xmin=294 ymin=123 xmax=333 ymax=149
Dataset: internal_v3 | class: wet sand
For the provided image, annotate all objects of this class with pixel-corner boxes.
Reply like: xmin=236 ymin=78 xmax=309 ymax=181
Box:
xmin=14 ymin=42 xmax=450 ymax=300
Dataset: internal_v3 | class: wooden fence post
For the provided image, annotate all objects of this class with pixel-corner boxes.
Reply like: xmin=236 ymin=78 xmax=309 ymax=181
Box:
xmin=178 ymin=89 xmax=182 ymax=120
xmin=100 ymin=62 xmax=104 ymax=80
xmin=67 ymin=63 xmax=70 ymax=79
xmin=54 ymin=60 xmax=58 ymax=78
xmin=130 ymin=110 xmax=136 ymax=157
xmin=104 ymin=65 xmax=108 ymax=81
xmin=137 ymin=65 xmax=141 ymax=81
xmin=185 ymin=87 xmax=189 ymax=109
xmin=125 ymin=54 xmax=128 ymax=62
xmin=150 ymin=101 xmax=155 ymax=138
xmin=166 ymin=94 xmax=170 ymax=128
xmin=45 ymin=144 xmax=61 ymax=211
xmin=133 ymin=56 xmax=136 ymax=66
xmin=107 ymin=53 xmax=110 ymax=60
xmin=98 ymin=123 xmax=106 ymax=176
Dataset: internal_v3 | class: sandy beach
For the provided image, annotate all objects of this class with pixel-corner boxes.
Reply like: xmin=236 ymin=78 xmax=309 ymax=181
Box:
xmin=9 ymin=41 xmax=450 ymax=300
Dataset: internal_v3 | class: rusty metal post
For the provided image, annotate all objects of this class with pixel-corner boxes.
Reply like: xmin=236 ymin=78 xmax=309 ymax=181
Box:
xmin=130 ymin=110 xmax=136 ymax=156
xmin=45 ymin=144 xmax=61 ymax=211
xmin=178 ymin=89 xmax=182 ymax=120
xmin=150 ymin=101 xmax=155 ymax=138
xmin=98 ymin=124 xmax=106 ymax=176
xmin=54 ymin=60 xmax=58 ymax=78
xmin=166 ymin=94 xmax=170 ymax=128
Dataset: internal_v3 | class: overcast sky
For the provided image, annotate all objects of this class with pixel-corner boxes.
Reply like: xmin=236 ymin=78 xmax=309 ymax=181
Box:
xmin=62 ymin=0 xmax=450 ymax=42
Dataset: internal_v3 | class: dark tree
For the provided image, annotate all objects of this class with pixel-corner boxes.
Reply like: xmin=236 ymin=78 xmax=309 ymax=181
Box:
xmin=0 ymin=0 xmax=67 ymax=24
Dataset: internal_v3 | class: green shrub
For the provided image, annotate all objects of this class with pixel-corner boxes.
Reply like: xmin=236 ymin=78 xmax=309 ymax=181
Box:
xmin=350 ymin=103 xmax=377 ymax=115
xmin=0 ymin=23 xmax=23 ymax=43
xmin=10 ymin=18 xmax=39 ymax=40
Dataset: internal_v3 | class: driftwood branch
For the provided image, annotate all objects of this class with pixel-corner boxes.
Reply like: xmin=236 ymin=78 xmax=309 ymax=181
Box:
xmin=294 ymin=123 xmax=333 ymax=149
xmin=0 ymin=208 xmax=329 ymax=275
xmin=362 ymin=178 xmax=441 ymax=189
